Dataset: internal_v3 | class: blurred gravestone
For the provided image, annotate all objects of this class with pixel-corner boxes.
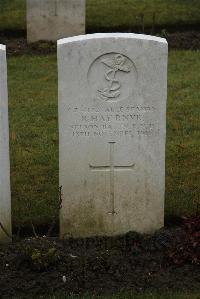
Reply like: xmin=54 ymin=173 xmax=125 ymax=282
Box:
xmin=27 ymin=0 xmax=85 ymax=43
xmin=0 ymin=45 xmax=11 ymax=242
xmin=58 ymin=33 xmax=168 ymax=238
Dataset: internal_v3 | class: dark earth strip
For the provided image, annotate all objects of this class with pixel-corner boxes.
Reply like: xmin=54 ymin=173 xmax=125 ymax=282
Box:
xmin=0 ymin=216 xmax=199 ymax=299
xmin=0 ymin=31 xmax=200 ymax=57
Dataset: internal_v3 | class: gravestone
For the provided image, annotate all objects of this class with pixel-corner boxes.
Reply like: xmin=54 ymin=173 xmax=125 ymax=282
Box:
xmin=27 ymin=0 xmax=85 ymax=43
xmin=0 ymin=45 xmax=11 ymax=242
xmin=58 ymin=33 xmax=168 ymax=238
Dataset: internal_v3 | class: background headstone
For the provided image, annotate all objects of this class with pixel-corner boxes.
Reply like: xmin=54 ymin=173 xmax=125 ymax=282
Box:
xmin=27 ymin=0 xmax=85 ymax=43
xmin=58 ymin=33 xmax=168 ymax=238
xmin=0 ymin=45 xmax=11 ymax=242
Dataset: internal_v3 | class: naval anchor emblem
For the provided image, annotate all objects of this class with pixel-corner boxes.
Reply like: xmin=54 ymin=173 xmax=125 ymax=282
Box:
xmin=88 ymin=52 xmax=136 ymax=103
xmin=98 ymin=54 xmax=132 ymax=101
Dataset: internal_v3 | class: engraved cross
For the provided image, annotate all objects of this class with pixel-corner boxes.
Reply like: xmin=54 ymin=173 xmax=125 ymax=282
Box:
xmin=89 ymin=142 xmax=135 ymax=215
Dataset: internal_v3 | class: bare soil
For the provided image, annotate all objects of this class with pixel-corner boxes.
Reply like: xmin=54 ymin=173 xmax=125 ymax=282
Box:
xmin=0 ymin=31 xmax=199 ymax=57
xmin=0 ymin=218 xmax=199 ymax=299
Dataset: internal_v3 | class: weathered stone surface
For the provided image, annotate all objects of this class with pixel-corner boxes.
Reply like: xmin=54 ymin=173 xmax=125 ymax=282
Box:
xmin=27 ymin=0 xmax=85 ymax=43
xmin=58 ymin=33 xmax=168 ymax=238
xmin=0 ymin=45 xmax=11 ymax=242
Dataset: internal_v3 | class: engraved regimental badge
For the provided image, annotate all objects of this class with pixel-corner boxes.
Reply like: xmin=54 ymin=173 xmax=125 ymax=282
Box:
xmin=88 ymin=53 xmax=137 ymax=103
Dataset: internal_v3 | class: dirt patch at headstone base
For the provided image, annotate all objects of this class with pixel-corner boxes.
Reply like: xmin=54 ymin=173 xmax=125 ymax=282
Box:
xmin=0 ymin=219 xmax=199 ymax=299
xmin=0 ymin=31 xmax=200 ymax=56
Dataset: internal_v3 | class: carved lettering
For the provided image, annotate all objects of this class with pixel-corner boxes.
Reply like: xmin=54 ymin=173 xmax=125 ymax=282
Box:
xmin=68 ymin=104 xmax=159 ymax=138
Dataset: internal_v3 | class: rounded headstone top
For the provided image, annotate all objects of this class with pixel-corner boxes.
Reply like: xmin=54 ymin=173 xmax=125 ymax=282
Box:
xmin=0 ymin=44 xmax=6 ymax=51
xmin=58 ymin=33 xmax=167 ymax=46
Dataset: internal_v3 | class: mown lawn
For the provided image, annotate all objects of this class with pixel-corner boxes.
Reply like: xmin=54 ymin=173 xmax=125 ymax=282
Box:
xmin=166 ymin=50 xmax=200 ymax=216
xmin=8 ymin=54 xmax=58 ymax=227
xmin=0 ymin=0 xmax=26 ymax=32
xmin=87 ymin=0 xmax=200 ymax=32
xmin=0 ymin=0 xmax=200 ymax=33
xmin=7 ymin=50 xmax=200 ymax=228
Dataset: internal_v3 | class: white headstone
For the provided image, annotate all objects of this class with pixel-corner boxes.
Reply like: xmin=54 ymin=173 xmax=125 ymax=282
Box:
xmin=58 ymin=33 xmax=168 ymax=238
xmin=0 ymin=45 xmax=11 ymax=242
xmin=27 ymin=0 xmax=85 ymax=43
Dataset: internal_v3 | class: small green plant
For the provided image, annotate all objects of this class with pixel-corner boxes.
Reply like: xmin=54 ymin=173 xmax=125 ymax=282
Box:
xmin=160 ymin=29 xmax=169 ymax=38
xmin=23 ymin=240 xmax=59 ymax=271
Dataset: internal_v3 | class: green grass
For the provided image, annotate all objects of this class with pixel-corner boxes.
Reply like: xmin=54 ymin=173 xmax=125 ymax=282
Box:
xmin=7 ymin=50 xmax=200 ymax=228
xmin=8 ymin=55 xmax=58 ymax=226
xmin=30 ymin=292 xmax=200 ymax=299
xmin=0 ymin=0 xmax=26 ymax=32
xmin=0 ymin=0 xmax=200 ymax=33
xmin=166 ymin=50 xmax=200 ymax=216
xmin=87 ymin=0 xmax=200 ymax=32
